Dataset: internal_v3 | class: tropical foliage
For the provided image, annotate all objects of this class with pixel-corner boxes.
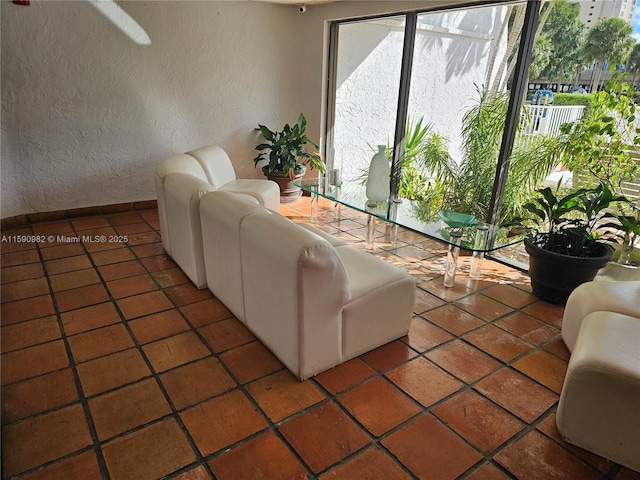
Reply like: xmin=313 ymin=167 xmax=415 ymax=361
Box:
xmin=580 ymin=17 xmax=634 ymax=92
xmin=375 ymin=89 xmax=561 ymax=224
xmin=558 ymin=77 xmax=639 ymax=194
xmin=509 ymin=182 xmax=628 ymax=257
xmin=537 ymin=0 xmax=585 ymax=89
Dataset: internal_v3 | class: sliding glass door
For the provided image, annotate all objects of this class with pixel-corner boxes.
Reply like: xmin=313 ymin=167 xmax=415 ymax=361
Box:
xmin=326 ymin=1 xmax=543 ymax=267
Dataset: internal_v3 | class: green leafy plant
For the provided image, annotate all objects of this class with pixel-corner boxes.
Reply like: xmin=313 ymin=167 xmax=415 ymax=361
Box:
xmin=559 ymin=76 xmax=639 ymax=193
xmin=508 ymin=181 xmax=629 ymax=257
xmin=358 ymin=117 xmax=451 ymax=206
xmin=254 ymin=113 xmax=325 ymax=179
xmin=602 ymin=204 xmax=640 ymax=265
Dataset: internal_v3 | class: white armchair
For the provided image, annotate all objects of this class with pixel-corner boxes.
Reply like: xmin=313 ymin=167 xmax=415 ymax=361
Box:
xmin=557 ymin=280 xmax=640 ymax=471
xmin=155 ymin=145 xmax=281 ymax=289
xmin=187 ymin=145 xmax=280 ymax=210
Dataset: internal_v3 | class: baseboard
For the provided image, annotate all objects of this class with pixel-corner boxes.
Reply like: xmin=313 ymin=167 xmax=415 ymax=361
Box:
xmin=1 ymin=200 xmax=158 ymax=230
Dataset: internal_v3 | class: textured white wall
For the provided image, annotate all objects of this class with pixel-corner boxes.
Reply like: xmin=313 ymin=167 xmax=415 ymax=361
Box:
xmin=1 ymin=1 xmax=305 ymax=217
xmin=0 ymin=0 xmax=465 ymax=218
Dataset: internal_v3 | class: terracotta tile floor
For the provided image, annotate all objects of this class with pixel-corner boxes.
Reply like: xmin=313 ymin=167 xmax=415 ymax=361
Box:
xmin=2 ymin=197 xmax=639 ymax=480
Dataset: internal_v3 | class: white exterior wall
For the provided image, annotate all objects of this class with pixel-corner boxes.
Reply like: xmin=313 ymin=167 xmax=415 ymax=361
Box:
xmin=577 ymin=0 xmax=636 ymax=29
xmin=0 ymin=0 xmax=477 ymax=218
xmin=331 ymin=6 xmax=507 ymax=181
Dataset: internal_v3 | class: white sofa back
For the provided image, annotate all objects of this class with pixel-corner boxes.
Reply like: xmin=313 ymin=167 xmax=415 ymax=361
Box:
xmin=187 ymin=145 xmax=236 ymax=189
xmin=199 ymin=191 xmax=268 ymax=323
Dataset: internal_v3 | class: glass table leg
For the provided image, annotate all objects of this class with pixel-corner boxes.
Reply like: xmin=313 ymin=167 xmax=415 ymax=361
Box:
xmin=390 ymin=224 xmax=398 ymax=245
xmin=388 ymin=199 xmax=400 ymax=246
xmin=469 ymin=225 xmax=489 ymax=279
xmin=310 ymin=183 xmax=319 ymax=223
xmin=365 ymin=202 xmax=377 ymax=251
xmin=443 ymin=230 xmax=463 ymax=287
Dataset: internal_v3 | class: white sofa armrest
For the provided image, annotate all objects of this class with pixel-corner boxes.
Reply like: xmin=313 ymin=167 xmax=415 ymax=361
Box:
xmin=562 ymin=281 xmax=640 ymax=351
xmin=336 ymin=245 xmax=415 ymax=359
xmin=164 ymin=173 xmax=214 ymax=289
xmin=155 ymin=153 xmax=208 ymax=255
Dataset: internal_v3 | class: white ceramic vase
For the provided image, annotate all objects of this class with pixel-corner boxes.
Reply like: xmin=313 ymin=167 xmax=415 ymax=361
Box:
xmin=366 ymin=145 xmax=390 ymax=201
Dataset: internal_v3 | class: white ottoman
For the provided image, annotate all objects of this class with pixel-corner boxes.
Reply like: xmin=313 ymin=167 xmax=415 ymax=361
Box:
xmin=562 ymin=281 xmax=640 ymax=352
xmin=556 ymin=311 xmax=640 ymax=472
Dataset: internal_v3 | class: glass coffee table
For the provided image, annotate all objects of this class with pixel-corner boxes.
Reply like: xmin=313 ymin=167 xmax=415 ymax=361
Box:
xmin=294 ymin=177 xmax=524 ymax=286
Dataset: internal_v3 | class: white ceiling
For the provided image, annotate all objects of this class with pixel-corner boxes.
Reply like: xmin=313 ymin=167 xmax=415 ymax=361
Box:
xmin=252 ymin=0 xmax=340 ymax=4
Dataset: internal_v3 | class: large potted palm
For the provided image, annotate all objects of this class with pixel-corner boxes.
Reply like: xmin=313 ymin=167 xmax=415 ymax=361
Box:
xmin=254 ymin=113 xmax=325 ymax=203
xmin=509 ymin=182 xmax=629 ymax=304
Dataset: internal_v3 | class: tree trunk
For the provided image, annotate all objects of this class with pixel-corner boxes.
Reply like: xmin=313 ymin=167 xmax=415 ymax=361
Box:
xmin=498 ymin=1 xmax=555 ymax=92
xmin=485 ymin=5 xmax=512 ymax=90
xmin=491 ymin=4 xmax=525 ymax=93
xmin=591 ymin=58 xmax=605 ymax=92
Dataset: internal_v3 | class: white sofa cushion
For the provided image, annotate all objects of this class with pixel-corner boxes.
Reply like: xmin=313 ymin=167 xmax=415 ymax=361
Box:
xmin=163 ymin=173 xmax=213 ymax=289
xmin=199 ymin=191 xmax=268 ymax=323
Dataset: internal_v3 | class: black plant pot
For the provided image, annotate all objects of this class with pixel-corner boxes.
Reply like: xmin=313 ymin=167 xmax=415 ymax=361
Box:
xmin=524 ymin=236 xmax=614 ymax=305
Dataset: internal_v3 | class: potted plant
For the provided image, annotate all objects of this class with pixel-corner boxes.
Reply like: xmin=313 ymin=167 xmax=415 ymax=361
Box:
xmin=598 ymin=203 xmax=640 ymax=280
xmin=508 ymin=182 xmax=629 ymax=304
xmin=254 ymin=113 xmax=325 ymax=203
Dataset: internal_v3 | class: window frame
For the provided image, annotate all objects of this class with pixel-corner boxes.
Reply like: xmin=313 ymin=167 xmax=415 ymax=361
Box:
xmin=324 ymin=0 xmax=541 ymax=233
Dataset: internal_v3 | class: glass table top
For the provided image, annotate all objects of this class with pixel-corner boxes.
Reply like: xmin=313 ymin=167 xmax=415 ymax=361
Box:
xmin=294 ymin=177 xmax=524 ymax=253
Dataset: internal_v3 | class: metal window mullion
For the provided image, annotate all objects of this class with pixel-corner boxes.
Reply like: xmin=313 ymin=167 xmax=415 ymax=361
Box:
xmin=324 ymin=21 xmax=340 ymax=172
xmin=487 ymin=0 xmax=541 ymax=226
xmin=390 ymin=13 xmax=418 ymax=205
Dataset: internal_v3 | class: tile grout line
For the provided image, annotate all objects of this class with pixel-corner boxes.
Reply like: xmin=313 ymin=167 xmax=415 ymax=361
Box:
xmin=23 ymin=218 xmax=113 ymax=480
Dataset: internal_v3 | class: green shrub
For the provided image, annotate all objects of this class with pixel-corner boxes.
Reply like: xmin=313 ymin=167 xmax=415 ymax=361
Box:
xmin=553 ymin=93 xmax=593 ymax=107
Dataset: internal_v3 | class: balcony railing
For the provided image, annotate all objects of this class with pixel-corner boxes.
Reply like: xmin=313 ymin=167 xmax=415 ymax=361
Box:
xmin=521 ymin=105 xmax=585 ymax=136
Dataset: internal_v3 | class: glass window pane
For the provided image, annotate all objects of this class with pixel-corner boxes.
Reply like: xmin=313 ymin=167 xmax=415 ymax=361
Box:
xmin=403 ymin=5 xmax=517 ymax=220
xmin=331 ymin=17 xmax=405 ymax=185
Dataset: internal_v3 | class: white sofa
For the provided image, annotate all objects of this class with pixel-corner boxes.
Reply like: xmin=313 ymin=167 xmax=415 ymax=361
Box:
xmin=155 ymin=146 xmax=280 ymax=288
xmin=557 ymin=281 xmax=640 ymax=472
xmin=199 ymin=191 xmax=416 ymax=379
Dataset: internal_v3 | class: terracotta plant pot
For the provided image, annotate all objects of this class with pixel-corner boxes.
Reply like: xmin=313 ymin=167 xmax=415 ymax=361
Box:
xmin=262 ymin=166 xmax=305 ymax=204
